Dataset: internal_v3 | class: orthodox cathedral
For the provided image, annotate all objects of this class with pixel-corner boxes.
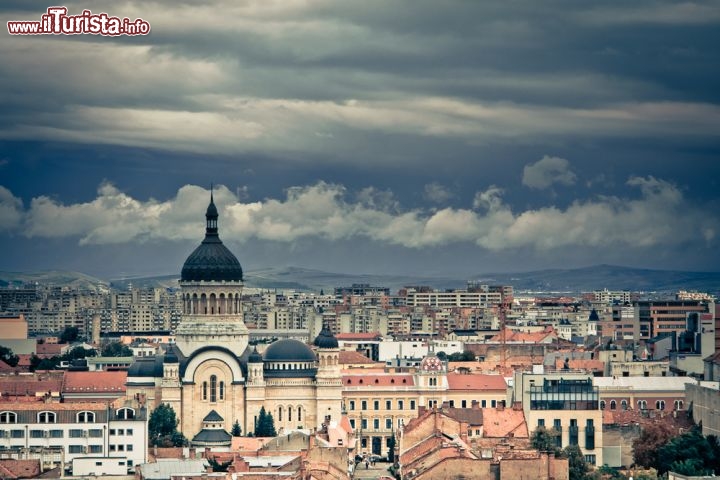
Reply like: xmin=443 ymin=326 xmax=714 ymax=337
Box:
xmin=126 ymin=192 xmax=343 ymax=445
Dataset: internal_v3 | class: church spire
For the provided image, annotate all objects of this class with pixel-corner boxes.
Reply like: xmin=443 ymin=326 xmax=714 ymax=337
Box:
xmin=205 ymin=184 xmax=219 ymax=238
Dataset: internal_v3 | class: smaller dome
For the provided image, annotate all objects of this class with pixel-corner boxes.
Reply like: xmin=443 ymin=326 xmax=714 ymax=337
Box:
xmin=248 ymin=346 xmax=263 ymax=363
xmin=164 ymin=345 xmax=179 ymax=364
xmin=263 ymin=339 xmax=316 ymax=362
xmin=420 ymin=355 xmax=444 ymax=372
xmin=313 ymin=325 xmax=339 ymax=349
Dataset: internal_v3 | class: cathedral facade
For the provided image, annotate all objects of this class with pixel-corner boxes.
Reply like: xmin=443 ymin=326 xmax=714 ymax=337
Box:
xmin=126 ymin=193 xmax=342 ymax=443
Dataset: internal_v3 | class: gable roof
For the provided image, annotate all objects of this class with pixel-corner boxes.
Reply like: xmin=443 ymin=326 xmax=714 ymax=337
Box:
xmin=62 ymin=370 xmax=127 ymax=394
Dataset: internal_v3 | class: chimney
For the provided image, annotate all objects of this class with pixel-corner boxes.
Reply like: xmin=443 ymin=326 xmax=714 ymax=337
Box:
xmin=471 ymin=400 xmax=479 ymax=410
xmin=497 ymin=401 xmax=505 ymax=411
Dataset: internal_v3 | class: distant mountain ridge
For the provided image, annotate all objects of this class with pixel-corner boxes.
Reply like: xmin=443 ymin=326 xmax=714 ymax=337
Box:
xmin=1 ymin=265 xmax=718 ymax=294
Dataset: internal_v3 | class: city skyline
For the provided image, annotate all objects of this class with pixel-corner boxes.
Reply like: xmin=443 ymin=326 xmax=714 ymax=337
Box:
xmin=1 ymin=1 xmax=719 ymax=277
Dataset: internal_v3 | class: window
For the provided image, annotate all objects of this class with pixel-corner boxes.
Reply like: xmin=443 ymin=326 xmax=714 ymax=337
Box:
xmin=373 ymin=419 xmax=380 ymax=430
xmin=210 ymin=375 xmax=217 ymax=403
xmin=288 ymin=406 xmax=293 ymax=422
xmin=0 ymin=412 xmax=16 ymax=424
xmin=37 ymin=412 xmax=56 ymax=423
xmin=675 ymin=400 xmax=684 ymax=410
xmin=349 ymin=401 xmax=355 ymax=411
xmin=89 ymin=429 xmax=103 ymax=438
xmin=116 ymin=408 xmax=134 ymax=420
xmin=491 ymin=400 xmax=496 ymax=408
xmin=481 ymin=400 xmax=487 ymax=408
xmin=569 ymin=419 xmax=578 ymax=446
xmin=11 ymin=430 xmax=24 ymax=438
xmin=109 ymin=429 xmax=116 ymax=435
xmin=30 ymin=430 xmax=44 ymax=438
xmin=586 ymin=419 xmax=595 ymax=450
xmin=127 ymin=428 xmax=133 ymax=435
xmin=610 ymin=400 xmax=616 ymax=410
xmin=109 ymin=445 xmax=116 ymax=452
xmin=621 ymin=400 xmax=628 ymax=410
xmin=449 ymin=400 xmax=455 ymax=407
xmin=600 ymin=401 xmax=605 ymax=410
xmin=69 ymin=429 xmax=83 ymax=438
xmin=584 ymin=454 xmax=596 ymax=465
xmin=349 ymin=419 xmax=356 ymax=429
xmin=386 ymin=400 xmax=392 ymax=410
xmin=361 ymin=418 xmax=367 ymax=430
xmin=202 ymin=381 xmax=208 ymax=401
xmin=638 ymin=400 xmax=647 ymax=410
xmin=398 ymin=400 xmax=404 ymax=410
xmin=127 ymin=444 xmax=133 ymax=452
xmin=278 ymin=406 xmax=283 ymax=422
xmin=361 ymin=401 xmax=367 ymax=410
xmin=50 ymin=430 xmax=63 ymax=438
xmin=374 ymin=400 xmax=379 ymax=410
xmin=461 ymin=400 xmax=467 ymax=408
xmin=77 ymin=411 xmax=95 ymax=423
xmin=656 ymin=400 xmax=665 ymax=410
xmin=89 ymin=445 xmax=103 ymax=453
xmin=410 ymin=400 xmax=416 ymax=410
xmin=386 ymin=418 xmax=392 ymax=429
xmin=69 ymin=445 xmax=83 ymax=454
xmin=538 ymin=419 xmax=545 ymax=427
xmin=219 ymin=381 xmax=225 ymax=401
xmin=298 ymin=407 xmax=302 ymax=422
xmin=118 ymin=429 xmax=124 ymax=435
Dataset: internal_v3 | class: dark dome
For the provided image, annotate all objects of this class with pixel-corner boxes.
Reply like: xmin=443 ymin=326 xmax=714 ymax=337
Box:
xmin=163 ymin=344 xmax=179 ymax=364
xmin=313 ymin=326 xmax=338 ymax=349
xmin=181 ymin=193 xmax=243 ymax=282
xmin=263 ymin=339 xmax=316 ymax=362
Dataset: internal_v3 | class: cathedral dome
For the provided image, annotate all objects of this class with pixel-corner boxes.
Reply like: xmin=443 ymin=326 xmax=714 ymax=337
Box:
xmin=181 ymin=191 xmax=243 ymax=282
xmin=263 ymin=339 xmax=316 ymax=362
xmin=313 ymin=325 xmax=339 ymax=349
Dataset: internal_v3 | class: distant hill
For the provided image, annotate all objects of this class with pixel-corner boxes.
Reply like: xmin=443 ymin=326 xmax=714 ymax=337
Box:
xmin=3 ymin=265 xmax=719 ymax=294
xmin=0 ymin=270 xmax=108 ymax=291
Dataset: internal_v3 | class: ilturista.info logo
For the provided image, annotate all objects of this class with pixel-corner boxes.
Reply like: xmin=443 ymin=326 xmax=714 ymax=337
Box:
xmin=8 ymin=6 xmax=150 ymax=36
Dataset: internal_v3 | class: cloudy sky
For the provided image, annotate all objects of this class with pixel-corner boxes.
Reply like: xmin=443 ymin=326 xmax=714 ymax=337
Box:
xmin=1 ymin=0 xmax=719 ymax=279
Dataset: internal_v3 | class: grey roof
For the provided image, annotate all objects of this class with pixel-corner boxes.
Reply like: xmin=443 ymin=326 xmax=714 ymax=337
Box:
xmin=191 ymin=428 xmax=232 ymax=445
xmin=138 ymin=459 xmax=209 ymax=480
xmin=127 ymin=356 xmax=164 ymax=377
xmin=203 ymin=409 xmax=224 ymax=422
xmin=181 ymin=196 xmax=243 ymax=282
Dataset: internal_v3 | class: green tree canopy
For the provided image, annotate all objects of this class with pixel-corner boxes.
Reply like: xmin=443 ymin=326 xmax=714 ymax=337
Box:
xmin=561 ymin=444 xmax=589 ymax=480
xmin=60 ymin=326 xmax=79 ymax=343
xmin=231 ymin=420 xmax=242 ymax=437
xmin=0 ymin=345 xmax=19 ymax=367
xmin=531 ymin=427 xmax=561 ymax=456
xmin=149 ymin=403 xmax=186 ymax=446
xmin=447 ymin=350 xmax=475 ymax=361
xmin=254 ymin=406 xmax=277 ymax=437
xmin=102 ymin=341 xmax=133 ymax=357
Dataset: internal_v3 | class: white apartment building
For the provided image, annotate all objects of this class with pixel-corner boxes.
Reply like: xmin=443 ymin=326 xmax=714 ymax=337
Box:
xmin=0 ymin=400 xmax=147 ymax=472
xmin=405 ymin=290 xmax=503 ymax=308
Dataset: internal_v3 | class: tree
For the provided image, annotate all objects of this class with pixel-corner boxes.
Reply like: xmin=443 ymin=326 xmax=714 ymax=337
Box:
xmin=63 ymin=346 xmax=96 ymax=361
xmin=231 ymin=420 xmax=242 ymax=437
xmin=254 ymin=406 xmax=277 ymax=437
xmin=632 ymin=422 xmax=674 ymax=469
xmin=656 ymin=426 xmax=713 ymax=475
xmin=149 ymin=403 xmax=185 ymax=446
xmin=0 ymin=345 xmax=19 ymax=367
xmin=60 ymin=326 xmax=79 ymax=343
xmin=207 ymin=457 xmax=232 ymax=472
xmin=562 ymin=444 xmax=589 ymax=480
xmin=531 ymin=427 xmax=561 ymax=456
xmin=102 ymin=341 xmax=133 ymax=357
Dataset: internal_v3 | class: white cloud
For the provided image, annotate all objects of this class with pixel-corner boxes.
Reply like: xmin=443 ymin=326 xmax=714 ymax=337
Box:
xmin=0 ymin=186 xmax=23 ymax=232
xmin=1 ymin=176 xmax=715 ymax=253
xmin=522 ymin=155 xmax=577 ymax=189
xmin=423 ymin=182 xmax=455 ymax=204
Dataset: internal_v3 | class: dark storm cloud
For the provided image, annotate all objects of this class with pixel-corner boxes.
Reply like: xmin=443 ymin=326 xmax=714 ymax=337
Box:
xmin=0 ymin=0 xmax=719 ymax=274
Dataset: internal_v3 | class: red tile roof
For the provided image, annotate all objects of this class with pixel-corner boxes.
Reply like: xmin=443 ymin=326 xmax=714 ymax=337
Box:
xmin=0 ymin=374 xmax=64 ymax=397
xmin=338 ymin=351 xmax=377 ymax=365
xmin=0 ymin=459 xmax=40 ymax=479
xmin=342 ymin=374 xmax=414 ymax=387
xmin=62 ymin=371 xmax=127 ymax=393
xmin=481 ymin=408 xmax=528 ymax=438
xmin=0 ymin=401 xmax=112 ymax=411
xmin=446 ymin=373 xmax=507 ymax=391
xmin=36 ymin=343 xmax=64 ymax=356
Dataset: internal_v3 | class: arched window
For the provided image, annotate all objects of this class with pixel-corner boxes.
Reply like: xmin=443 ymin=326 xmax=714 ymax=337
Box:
xmin=0 ymin=412 xmax=16 ymax=423
xmin=77 ymin=411 xmax=95 ymax=423
xmin=288 ymin=406 xmax=293 ymax=422
xmin=621 ymin=400 xmax=628 ymax=410
xmin=610 ymin=400 xmax=616 ymax=410
xmin=202 ymin=381 xmax=208 ymax=401
xmin=297 ymin=406 xmax=302 ymax=422
xmin=117 ymin=408 xmax=135 ymax=420
xmin=38 ymin=411 xmax=56 ymax=423
xmin=210 ymin=375 xmax=217 ymax=403
xmin=278 ymin=406 xmax=283 ymax=422
xmin=600 ymin=401 xmax=606 ymax=410
xmin=638 ymin=400 xmax=647 ymax=410
xmin=656 ymin=400 xmax=665 ymax=410
xmin=675 ymin=400 xmax=684 ymax=410
xmin=219 ymin=381 xmax=225 ymax=401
